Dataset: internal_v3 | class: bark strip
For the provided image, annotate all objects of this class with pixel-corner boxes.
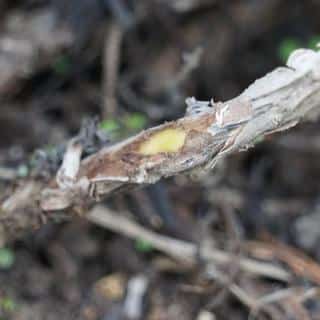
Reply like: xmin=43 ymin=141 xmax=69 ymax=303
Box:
xmin=1 ymin=48 xmax=320 ymax=244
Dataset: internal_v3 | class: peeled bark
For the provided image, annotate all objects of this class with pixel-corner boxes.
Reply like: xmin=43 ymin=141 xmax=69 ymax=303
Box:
xmin=1 ymin=48 xmax=320 ymax=245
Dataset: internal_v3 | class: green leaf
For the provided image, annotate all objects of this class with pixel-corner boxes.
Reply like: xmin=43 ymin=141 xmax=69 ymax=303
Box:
xmin=100 ymin=119 xmax=120 ymax=133
xmin=0 ymin=248 xmax=15 ymax=269
xmin=123 ymin=113 xmax=147 ymax=131
xmin=135 ymin=239 xmax=153 ymax=253
xmin=278 ymin=38 xmax=301 ymax=62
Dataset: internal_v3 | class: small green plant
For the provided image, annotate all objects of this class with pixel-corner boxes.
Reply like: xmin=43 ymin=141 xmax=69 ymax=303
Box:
xmin=308 ymin=35 xmax=320 ymax=50
xmin=278 ymin=37 xmax=301 ymax=62
xmin=0 ymin=297 xmax=17 ymax=313
xmin=123 ymin=113 xmax=147 ymax=131
xmin=135 ymin=238 xmax=154 ymax=253
xmin=100 ymin=119 xmax=120 ymax=133
xmin=100 ymin=113 xmax=147 ymax=139
xmin=0 ymin=248 xmax=15 ymax=269
xmin=278 ymin=35 xmax=320 ymax=62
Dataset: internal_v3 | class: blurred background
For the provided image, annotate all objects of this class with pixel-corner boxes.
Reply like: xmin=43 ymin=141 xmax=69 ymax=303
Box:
xmin=1 ymin=1 xmax=320 ymax=319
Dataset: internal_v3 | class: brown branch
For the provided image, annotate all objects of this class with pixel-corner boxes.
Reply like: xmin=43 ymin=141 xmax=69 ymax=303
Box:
xmin=88 ymin=205 xmax=290 ymax=281
xmin=1 ymin=48 xmax=320 ymax=244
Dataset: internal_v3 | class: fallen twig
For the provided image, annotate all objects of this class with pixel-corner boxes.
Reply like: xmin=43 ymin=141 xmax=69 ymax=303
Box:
xmin=246 ymin=240 xmax=320 ymax=285
xmin=1 ymin=48 xmax=320 ymax=244
xmin=88 ymin=205 xmax=290 ymax=281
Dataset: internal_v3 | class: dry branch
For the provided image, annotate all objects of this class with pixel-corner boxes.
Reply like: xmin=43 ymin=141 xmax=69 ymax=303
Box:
xmin=88 ymin=206 xmax=290 ymax=281
xmin=1 ymin=48 xmax=320 ymax=244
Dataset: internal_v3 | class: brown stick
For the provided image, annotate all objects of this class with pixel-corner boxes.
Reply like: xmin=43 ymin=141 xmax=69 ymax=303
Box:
xmin=88 ymin=206 xmax=290 ymax=281
xmin=1 ymin=48 xmax=320 ymax=244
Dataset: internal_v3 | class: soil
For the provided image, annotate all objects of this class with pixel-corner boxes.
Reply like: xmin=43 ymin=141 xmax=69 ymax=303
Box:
xmin=1 ymin=1 xmax=320 ymax=319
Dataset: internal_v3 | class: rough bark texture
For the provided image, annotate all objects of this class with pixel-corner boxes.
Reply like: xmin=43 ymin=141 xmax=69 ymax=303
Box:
xmin=1 ymin=48 xmax=320 ymax=245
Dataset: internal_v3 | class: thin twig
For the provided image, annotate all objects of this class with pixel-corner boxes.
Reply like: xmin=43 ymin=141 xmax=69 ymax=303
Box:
xmin=102 ymin=22 xmax=124 ymax=118
xmin=88 ymin=205 xmax=290 ymax=281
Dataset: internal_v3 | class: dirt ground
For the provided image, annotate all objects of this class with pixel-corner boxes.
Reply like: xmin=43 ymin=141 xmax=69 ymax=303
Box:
xmin=1 ymin=1 xmax=320 ymax=319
